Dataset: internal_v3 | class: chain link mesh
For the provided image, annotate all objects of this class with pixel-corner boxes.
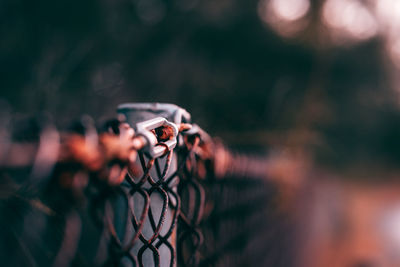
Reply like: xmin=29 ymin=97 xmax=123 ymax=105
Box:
xmin=0 ymin=109 xmax=289 ymax=267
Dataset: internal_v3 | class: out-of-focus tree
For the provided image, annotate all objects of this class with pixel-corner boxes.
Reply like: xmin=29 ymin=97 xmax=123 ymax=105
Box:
xmin=0 ymin=0 xmax=397 ymax=152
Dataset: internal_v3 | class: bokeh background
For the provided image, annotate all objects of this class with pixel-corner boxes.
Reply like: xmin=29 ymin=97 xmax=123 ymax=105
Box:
xmin=2 ymin=0 xmax=399 ymax=140
xmin=4 ymin=1 xmax=400 ymax=266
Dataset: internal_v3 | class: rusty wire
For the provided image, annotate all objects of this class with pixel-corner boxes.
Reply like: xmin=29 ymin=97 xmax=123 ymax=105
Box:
xmin=0 ymin=112 xmax=286 ymax=267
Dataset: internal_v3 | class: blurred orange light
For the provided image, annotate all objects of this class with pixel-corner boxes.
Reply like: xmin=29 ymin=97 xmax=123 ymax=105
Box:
xmin=270 ymin=0 xmax=310 ymax=21
xmin=258 ymin=0 xmax=310 ymax=38
xmin=376 ymin=0 xmax=400 ymax=33
xmin=323 ymin=0 xmax=377 ymax=41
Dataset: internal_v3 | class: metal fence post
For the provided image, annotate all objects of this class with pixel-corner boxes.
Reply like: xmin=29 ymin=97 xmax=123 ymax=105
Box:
xmin=117 ymin=103 xmax=191 ymax=267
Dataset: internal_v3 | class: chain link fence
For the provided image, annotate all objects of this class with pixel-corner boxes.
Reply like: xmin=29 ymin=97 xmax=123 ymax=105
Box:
xmin=0 ymin=103 xmax=290 ymax=267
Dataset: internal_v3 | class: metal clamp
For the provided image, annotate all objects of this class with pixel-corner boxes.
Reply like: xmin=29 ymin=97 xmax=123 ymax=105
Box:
xmin=136 ymin=117 xmax=178 ymax=158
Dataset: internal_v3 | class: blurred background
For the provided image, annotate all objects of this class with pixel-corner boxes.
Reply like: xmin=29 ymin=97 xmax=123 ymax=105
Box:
xmin=3 ymin=0 xmax=400 ymax=266
xmin=2 ymin=0 xmax=398 ymax=136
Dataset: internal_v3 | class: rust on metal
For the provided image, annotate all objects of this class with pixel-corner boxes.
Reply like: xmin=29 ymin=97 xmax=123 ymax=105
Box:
xmin=0 ymin=107 xmax=276 ymax=267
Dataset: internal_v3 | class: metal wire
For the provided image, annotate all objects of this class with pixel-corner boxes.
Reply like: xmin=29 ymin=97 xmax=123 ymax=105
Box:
xmin=0 ymin=112 xmax=287 ymax=267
